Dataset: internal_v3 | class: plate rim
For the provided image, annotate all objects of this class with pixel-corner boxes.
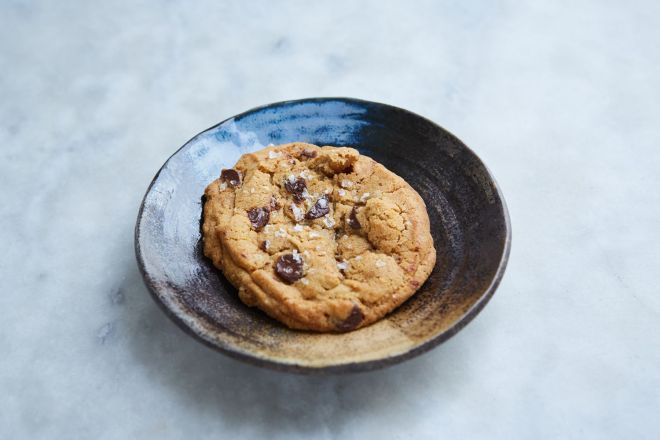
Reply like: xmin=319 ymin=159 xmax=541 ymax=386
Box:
xmin=134 ymin=96 xmax=512 ymax=374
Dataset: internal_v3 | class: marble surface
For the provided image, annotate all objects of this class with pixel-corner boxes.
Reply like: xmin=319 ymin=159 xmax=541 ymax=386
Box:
xmin=2 ymin=1 xmax=659 ymax=438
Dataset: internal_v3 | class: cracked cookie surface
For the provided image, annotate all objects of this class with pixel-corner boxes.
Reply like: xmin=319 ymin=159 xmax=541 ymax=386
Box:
xmin=202 ymin=142 xmax=436 ymax=332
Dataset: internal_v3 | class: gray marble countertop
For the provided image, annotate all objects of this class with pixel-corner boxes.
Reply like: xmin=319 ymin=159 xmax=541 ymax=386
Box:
xmin=3 ymin=1 xmax=659 ymax=439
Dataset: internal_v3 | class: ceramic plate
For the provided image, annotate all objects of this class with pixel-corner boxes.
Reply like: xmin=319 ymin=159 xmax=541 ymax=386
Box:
xmin=135 ymin=98 xmax=511 ymax=373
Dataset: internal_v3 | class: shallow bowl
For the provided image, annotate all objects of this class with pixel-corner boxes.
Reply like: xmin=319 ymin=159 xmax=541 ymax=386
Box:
xmin=135 ymin=98 xmax=511 ymax=373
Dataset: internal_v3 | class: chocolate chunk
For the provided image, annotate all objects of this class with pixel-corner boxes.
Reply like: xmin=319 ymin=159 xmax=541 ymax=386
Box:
xmin=336 ymin=304 xmax=364 ymax=332
xmin=247 ymin=207 xmax=270 ymax=230
xmin=306 ymin=195 xmax=330 ymax=219
xmin=347 ymin=207 xmax=361 ymax=229
xmin=220 ymin=169 xmax=241 ymax=187
xmin=269 ymin=195 xmax=280 ymax=211
xmin=275 ymin=253 xmax=304 ymax=283
xmin=301 ymin=148 xmax=317 ymax=159
xmin=284 ymin=176 xmax=307 ymax=203
xmin=259 ymin=240 xmax=270 ymax=252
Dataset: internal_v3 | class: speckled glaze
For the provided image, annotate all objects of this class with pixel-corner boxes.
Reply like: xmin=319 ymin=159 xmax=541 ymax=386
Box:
xmin=135 ymin=98 xmax=511 ymax=373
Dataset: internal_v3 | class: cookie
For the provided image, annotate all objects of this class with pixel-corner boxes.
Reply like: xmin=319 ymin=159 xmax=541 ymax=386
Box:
xmin=202 ymin=143 xmax=436 ymax=332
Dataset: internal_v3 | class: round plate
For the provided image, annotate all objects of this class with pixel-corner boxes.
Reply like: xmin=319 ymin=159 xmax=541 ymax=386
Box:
xmin=135 ymin=98 xmax=511 ymax=373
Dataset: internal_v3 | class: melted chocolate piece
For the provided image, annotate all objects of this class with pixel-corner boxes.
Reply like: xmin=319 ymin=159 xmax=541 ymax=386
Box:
xmin=247 ymin=207 xmax=270 ymax=230
xmin=220 ymin=169 xmax=241 ymax=187
xmin=300 ymin=148 xmax=317 ymax=159
xmin=270 ymin=195 xmax=280 ymax=211
xmin=275 ymin=254 xmax=304 ymax=283
xmin=306 ymin=195 xmax=330 ymax=219
xmin=336 ymin=304 xmax=364 ymax=332
xmin=284 ymin=177 xmax=307 ymax=203
xmin=348 ymin=207 xmax=361 ymax=229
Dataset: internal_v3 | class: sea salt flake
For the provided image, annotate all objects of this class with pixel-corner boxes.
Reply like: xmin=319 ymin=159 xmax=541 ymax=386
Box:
xmin=360 ymin=192 xmax=371 ymax=203
xmin=338 ymin=189 xmax=346 ymax=197
xmin=337 ymin=261 xmax=349 ymax=271
xmin=323 ymin=215 xmax=335 ymax=228
xmin=291 ymin=203 xmax=304 ymax=221
xmin=376 ymin=260 xmax=386 ymax=268
xmin=293 ymin=224 xmax=303 ymax=232
xmin=268 ymin=150 xmax=282 ymax=159
xmin=340 ymin=180 xmax=354 ymax=188
xmin=309 ymin=231 xmax=320 ymax=238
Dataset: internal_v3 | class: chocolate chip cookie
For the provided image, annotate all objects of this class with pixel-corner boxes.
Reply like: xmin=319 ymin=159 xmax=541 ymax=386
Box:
xmin=202 ymin=143 xmax=436 ymax=332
